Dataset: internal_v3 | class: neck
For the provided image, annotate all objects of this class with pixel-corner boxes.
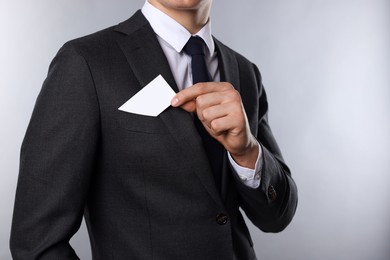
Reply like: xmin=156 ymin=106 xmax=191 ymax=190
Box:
xmin=148 ymin=1 xmax=211 ymax=34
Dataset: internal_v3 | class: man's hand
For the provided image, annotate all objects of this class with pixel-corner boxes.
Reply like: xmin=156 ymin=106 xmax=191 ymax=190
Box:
xmin=171 ymin=82 xmax=259 ymax=169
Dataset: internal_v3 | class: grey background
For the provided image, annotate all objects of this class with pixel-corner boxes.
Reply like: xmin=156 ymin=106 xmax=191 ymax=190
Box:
xmin=1 ymin=0 xmax=389 ymax=259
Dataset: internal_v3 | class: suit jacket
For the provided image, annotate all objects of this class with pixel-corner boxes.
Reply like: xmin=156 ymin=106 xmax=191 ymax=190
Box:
xmin=10 ymin=10 xmax=298 ymax=260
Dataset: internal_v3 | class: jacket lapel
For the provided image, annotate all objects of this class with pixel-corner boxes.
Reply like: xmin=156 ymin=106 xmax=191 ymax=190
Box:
xmin=214 ymin=39 xmax=241 ymax=200
xmin=114 ymin=11 xmax=224 ymax=207
xmin=214 ymin=38 xmax=240 ymax=93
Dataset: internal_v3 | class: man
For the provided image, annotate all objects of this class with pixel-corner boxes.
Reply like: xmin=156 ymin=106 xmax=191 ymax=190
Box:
xmin=10 ymin=0 xmax=298 ymax=259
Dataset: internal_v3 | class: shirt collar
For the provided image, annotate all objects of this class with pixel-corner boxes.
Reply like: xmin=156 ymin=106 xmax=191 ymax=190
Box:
xmin=141 ymin=0 xmax=215 ymax=55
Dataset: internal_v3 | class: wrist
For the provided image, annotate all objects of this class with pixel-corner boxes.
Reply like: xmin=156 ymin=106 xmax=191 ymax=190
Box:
xmin=231 ymin=137 xmax=259 ymax=169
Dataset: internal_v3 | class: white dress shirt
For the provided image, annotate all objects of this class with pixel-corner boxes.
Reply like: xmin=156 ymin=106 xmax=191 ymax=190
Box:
xmin=142 ymin=1 xmax=262 ymax=188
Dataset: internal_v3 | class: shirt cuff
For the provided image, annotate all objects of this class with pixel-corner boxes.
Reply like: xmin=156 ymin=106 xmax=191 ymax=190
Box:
xmin=227 ymin=142 xmax=263 ymax=189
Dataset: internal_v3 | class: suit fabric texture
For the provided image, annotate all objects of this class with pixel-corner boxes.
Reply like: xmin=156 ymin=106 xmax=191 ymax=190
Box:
xmin=10 ymin=10 xmax=298 ymax=260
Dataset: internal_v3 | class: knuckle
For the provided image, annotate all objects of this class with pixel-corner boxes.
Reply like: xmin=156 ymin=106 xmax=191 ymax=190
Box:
xmin=196 ymin=82 xmax=210 ymax=92
xmin=221 ymin=82 xmax=234 ymax=90
xmin=197 ymin=82 xmax=208 ymax=88
xmin=227 ymin=89 xmax=240 ymax=100
xmin=195 ymin=96 xmax=205 ymax=107
xmin=210 ymin=120 xmax=222 ymax=133
xmin=232 ymin=89 xmax=241 ymax=98
xmin=202 ymin=108 xmax=211 ymax=121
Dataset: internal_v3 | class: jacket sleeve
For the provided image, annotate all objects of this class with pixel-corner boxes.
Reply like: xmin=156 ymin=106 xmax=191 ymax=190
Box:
xmin=234 ymin=62 xmax=298 ymax=233
xmin=10 ymin=43 xmax=100 ymax=259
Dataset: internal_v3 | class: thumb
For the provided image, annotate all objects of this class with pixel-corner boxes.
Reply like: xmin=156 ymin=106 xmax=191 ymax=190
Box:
xmin=180 ymin=100 xmax=197 ymax=113
xmin=171 ymin=97 xmax=197 ymax=113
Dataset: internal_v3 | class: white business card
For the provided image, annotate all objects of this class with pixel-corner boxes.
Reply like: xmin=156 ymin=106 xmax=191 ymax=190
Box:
xmin=118 ymin=75 xmax=176 ymax=117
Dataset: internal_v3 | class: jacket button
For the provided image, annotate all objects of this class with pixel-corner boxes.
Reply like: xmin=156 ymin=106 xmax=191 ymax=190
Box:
xmin=268 ymin=185 xmax=277 ymax=202
xmin=216 ymin=213 xmax=228 ymax=225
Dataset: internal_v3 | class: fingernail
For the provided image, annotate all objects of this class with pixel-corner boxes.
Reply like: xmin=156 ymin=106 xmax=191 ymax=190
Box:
xmin=171 ymin=97 xmax=179 ymax=106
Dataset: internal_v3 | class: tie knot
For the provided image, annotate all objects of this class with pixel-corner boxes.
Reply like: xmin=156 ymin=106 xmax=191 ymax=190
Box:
xmin=183 ymin=36 xmax=206 ymax=56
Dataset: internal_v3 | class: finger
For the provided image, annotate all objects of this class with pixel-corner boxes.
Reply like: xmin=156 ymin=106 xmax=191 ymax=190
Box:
xmin=180 ymin=100 xmax=196 ymax=113
xmin=198 ymin=97 xmax=243 ymax=123
xmin=198 ymin=103 xmax=230 ymax=124
xmin=171 ymin=82 xmax=232 ymax=107
xmin=195 ymin=91 xmax=232 ymax=110
xmin=201 ymin=107 xmax=243 ymax=136
xmin=207 ymin=115 xmax=242 ymax=137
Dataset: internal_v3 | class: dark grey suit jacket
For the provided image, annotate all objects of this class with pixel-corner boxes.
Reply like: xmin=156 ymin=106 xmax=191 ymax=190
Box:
xmin=10 ymin=10 xmax=298 ymax=260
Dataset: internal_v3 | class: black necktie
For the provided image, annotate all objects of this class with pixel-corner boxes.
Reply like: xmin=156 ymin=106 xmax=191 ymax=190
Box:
xmin=183 ymin=36 xmax=223 ymax=192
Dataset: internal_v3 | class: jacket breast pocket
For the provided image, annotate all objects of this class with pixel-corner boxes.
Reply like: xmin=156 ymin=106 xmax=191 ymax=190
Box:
xmin=116 ymin=110 xmax=170 ymax=134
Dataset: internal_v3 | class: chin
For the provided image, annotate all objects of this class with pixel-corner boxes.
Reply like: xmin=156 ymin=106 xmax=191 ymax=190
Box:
xmin=155 ymin=0 xmax=210 ymax=10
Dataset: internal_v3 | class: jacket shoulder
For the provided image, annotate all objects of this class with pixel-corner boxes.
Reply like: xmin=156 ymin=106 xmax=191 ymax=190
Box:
xmin=58 ymin=10 xmax=147 ymax=57
xmin=213 ymin=37 xmax=256 ymax=67
xmin=58 ymin=25 xmax=117 ymax=58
